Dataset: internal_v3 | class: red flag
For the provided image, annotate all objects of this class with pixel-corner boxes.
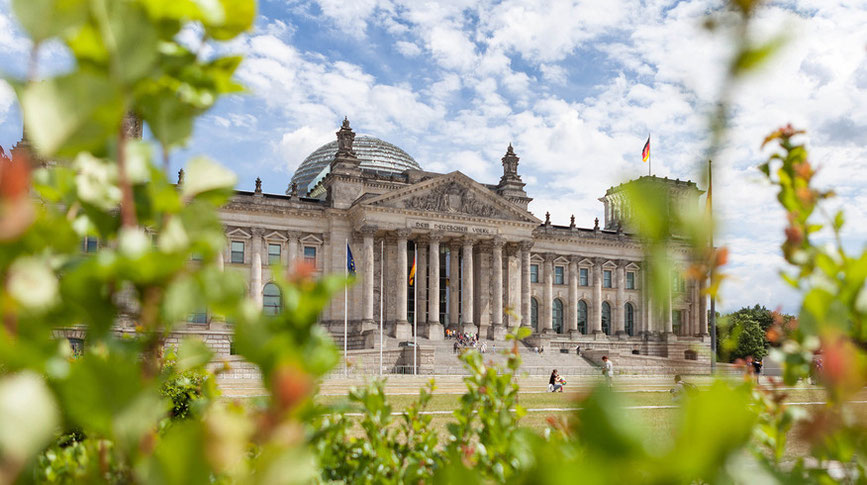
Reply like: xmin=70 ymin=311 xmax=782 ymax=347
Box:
xmin=641 ymin=136 xmax=650 ymax=163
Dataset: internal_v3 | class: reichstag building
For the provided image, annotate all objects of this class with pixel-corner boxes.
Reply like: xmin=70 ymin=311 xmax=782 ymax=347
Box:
xmin=197 ymin=118 xmax=711 ymax=370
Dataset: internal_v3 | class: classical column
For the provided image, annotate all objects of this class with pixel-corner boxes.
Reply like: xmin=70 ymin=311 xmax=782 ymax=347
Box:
xmin=568 ymin=256 xmax=578 ymax=335
xmin=542 ymin=253 xmax=554 ymax=333
xmin=615 ymin=261 xmax=626 ymax=335
xmin=699 ymin=277 xmax=709 ymax=336
xmin=426 ymin=233 xmax=443 ymax=340
xmin=477 ymin=240 xmax=491 ymax=334
xmin=448 ymin=241 xmax=461 ymax=329
xmin=394 ymin=229 xmax=412 ymax=338
xmin=592 ymin=258 xmax=602 ymax=333
xmin=251 ymin=228 xmax=263 ymax=307
xmin=520 ymin=242 xmax=532 ymax=327
xmin=491 ymin=238 xmax=505 ymax=339
xmin=287 ymin=231 xmax=300 ymax=267
xmin=461 ymin=238 xmax=475 ymax=332
xmin=642 ymin=268 xmax=652 ymax=334
xmin=665 ymin=273 xmax=674 ymax=334
xmin=417 ymin=238 xmax=428 ymax=325
xmin=361 ymin=228 xmax=375 ymax=324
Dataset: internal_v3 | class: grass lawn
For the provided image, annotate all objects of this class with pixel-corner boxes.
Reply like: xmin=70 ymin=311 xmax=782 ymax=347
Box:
xmin=308 ymin=380 xmax=867 ymax=460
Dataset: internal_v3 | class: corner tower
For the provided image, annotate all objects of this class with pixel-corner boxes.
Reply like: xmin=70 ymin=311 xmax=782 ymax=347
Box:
xmin=600 ymin=175 xmax=703 ymax=234
xmin=495 ymin=144 xmax=531 ymax=210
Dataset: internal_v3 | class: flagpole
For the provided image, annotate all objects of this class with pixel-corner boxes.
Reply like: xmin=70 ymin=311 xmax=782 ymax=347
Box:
xmin=344 ymin=239 xmax=348 ymax=377
xmin=413 ymin=244 xmax=418 ymax=375
xmin=379 ymin=239 xmax=384 ymax=376
xmin=648 ymin=133 xmax=652 ymax=176
xmin=708 ymin=159 xmax=717 ymax=374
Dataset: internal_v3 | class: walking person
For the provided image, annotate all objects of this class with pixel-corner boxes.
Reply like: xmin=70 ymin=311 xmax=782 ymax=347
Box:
xmin=752 ymin=358 xmax=763 ymax=384
xmin=601 ymin=356 xmax=614 ymax=388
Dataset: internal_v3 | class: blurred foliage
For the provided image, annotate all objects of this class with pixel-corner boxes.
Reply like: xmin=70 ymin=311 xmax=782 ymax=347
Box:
xmin=159 ymin=353 xmax=217 ymax=422
xmin=1 ymin=0 xmax=866 ymax=484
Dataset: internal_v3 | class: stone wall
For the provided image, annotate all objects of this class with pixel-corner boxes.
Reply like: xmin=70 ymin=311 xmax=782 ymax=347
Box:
xmin=533 ymin=334 xmax=713 ymax=364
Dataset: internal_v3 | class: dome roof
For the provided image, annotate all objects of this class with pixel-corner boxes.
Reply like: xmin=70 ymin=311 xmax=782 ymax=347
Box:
xmin=291 ymin=136 xmax=421 ymax=194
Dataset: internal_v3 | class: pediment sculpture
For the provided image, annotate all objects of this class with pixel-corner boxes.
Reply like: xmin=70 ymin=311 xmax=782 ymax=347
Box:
xmin=401 ymin=181 xmax=506 ymax=218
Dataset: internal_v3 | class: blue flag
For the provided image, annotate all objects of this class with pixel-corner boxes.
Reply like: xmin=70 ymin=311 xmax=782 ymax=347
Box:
xmin=346 ymin=244 xmax=356 ymax=275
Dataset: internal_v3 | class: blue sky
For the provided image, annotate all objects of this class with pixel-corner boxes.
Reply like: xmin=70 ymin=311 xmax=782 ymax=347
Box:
xmin=1 ymin=0 xmax=867 ymax=314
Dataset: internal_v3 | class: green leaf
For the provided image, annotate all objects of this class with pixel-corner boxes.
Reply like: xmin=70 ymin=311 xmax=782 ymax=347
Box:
xmin=175 ymin=338 xmax=214 ymax=373
xmin=181 ymin=156 xmax=237 ymax=200
xmin=12 ymin=0 xmax=87 ymax=43
xmin=17 ymin=70 xmax=124 ymax=157
xmin=205 ymin=0 xmax=256 ymax=40
xmin=56 ymin=349 xmax=151 ymax=437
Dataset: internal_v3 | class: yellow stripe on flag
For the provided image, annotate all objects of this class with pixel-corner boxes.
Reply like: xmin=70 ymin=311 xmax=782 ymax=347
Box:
xmin=409 ymin=257 xmax=417 ymax=286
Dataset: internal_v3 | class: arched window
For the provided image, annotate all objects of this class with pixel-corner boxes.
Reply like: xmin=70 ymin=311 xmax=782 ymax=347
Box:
xmin=552 ymin=298 xmax=564 ymax=333
xmin=263 ymin=283 xmax=282 ymax=316
xmin=601 ymin=301 xmax=611 ymax=335
xmin=577 ymin=300 xmax=588 ymax=334
xmin=530 ymin=297 xmax=539 ymax=331
xmin=625 ymin=303 xmax=634 ymax=336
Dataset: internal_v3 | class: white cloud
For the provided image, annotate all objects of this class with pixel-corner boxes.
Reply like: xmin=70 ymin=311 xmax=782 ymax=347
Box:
xmin=395 ymin=40 xmax=421 ymax=57
xmin=0 ymin=81 xmax=14 ymax=122
xmin=540 ymin=64 xmax=567 ymax=85
xmin=310 ymin=0 xmax=390 ymax=38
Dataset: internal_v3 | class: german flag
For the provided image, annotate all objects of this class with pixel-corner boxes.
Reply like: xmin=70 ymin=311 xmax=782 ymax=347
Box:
xmin=642 ymin=135 xmax=650 ymax=163
xmin=408 ymin=255 xmax=417 ymax=286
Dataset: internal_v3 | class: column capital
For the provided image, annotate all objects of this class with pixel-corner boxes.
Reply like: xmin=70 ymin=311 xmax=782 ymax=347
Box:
xmin=492 ymin=236 xmax=506 ymax=248
xmin=519 ymin=240 xmax=534 ymax=252
xmin=396 ymin=228 xmax=412 ymax=239
xmin=251 ymin=227 xmax=265 ymax=237
xmin=462 ymin=236 xmax=477 ymax=247
xmin=358 ymin=225 xmax=377 ymax=236
xmin=569 ymin=255 xmax=580 ymax=266
xmin=415 ymin=234 xmax=430 ymax=244
xmin=544 ymin=252 xmax=556 ymax=263
xmin=449 ymin=238 xmax=463 ymax=250
xmin=594 ymin=256 xmax=606 ymax=266
xmin=428 ymin=230 xmax=444 ymax=242
xmin=286 ymin=230 xmax=302 ymax=240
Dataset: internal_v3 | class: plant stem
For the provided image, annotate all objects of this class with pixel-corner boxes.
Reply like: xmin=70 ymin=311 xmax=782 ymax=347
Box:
xmin=116 ymin=123 xmax=137 ymax=228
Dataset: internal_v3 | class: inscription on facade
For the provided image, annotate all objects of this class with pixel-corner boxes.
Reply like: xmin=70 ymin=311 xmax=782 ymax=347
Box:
xmin=409 ymin=219 xmax=497 ymax=235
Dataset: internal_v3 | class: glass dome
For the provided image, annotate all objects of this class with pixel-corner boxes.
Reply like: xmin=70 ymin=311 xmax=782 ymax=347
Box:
xmin=291 ymin=136 xmax=421 ymax=195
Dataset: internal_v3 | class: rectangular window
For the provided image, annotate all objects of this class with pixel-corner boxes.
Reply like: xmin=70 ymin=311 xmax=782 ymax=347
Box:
xmin=304 ymin=246 xmax=317 ymax=265
xmin=579 ymin=268 xmax=588 ymax=286
xmin=626 ymin=271 xmax=635 ymax=289
xmin=672 ymin=273 xmax=685 ymax=292
xmin=530 ymin=264 xmax=539 ymax=283
xmin=230 ymin=241 xmax=245 ymax=264
xmin=268 ymin=243 xmax=281 ymax=264
xmin=603 ymin=270 xmax=612 ymax=288
xmin=672 ymin=309 xmax=682 ymax=332
xmin=554 ymin=266 xmax=564 ymax=285
xmin=82 ymin=236 xmax=98 ymax=253
xmin=187 ymin=309 xmax=207 ymax=324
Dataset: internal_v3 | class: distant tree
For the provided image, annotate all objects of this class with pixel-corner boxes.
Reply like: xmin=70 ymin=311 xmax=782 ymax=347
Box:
xmin=716 ymin=305 xmax=792 ymax=362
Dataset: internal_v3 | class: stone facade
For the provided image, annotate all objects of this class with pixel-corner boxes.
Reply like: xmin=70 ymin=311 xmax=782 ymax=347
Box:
xmin=55 ymin=119 xmax=711 ymax=376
